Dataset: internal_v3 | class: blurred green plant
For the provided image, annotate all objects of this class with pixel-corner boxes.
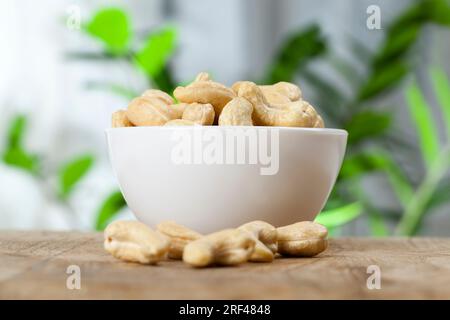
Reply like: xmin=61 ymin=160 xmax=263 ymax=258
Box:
xmin=2 ymin=115 xmax=40 ymax=174
xmin=315 ymin=202 xmax=363 ymax=236
xmin=86 ymin=8 xmax=132 ymax=55
xmin=394 ymin=70 xmax=450 ymax=235
xmin=265 ymin=25 xmax=326 ymax=84
xmin=69 ymin=7 xmax=178 ymax=230
xmin=261 ymin=0 xmax=450 ymax=235
xmin=59 ymin=155 xmax=94 ymax=199
xmin=95 ymin=190 xmax=127 ymax=231
xmin=1 ymin=114 xmax=95 ymax=223
xmin=68 ymin=7 xmax=177 ymax=95
xmin=76 ymin=1 xmax=450 ymax=234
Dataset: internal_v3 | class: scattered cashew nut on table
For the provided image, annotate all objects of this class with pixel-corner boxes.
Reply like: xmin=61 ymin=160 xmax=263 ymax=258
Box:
xmin=183 ymin=229 xmax=256 ymax=267
xmin=277 ymin=221 xmax=328 ymax=257
xmin=104 ymin=219 xmax=328 ymax=267
xmin=237 ymin=220 xmax=278 ymax=262
xmin=157 ymin=221 xmax=202 ymax=259
xmin=104 ymin=220 xmax=170 ymax=264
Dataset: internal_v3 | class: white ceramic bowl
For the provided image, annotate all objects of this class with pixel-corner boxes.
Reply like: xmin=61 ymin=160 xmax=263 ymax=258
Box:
xmin=106 ymin=126 xmax=347 ymax=233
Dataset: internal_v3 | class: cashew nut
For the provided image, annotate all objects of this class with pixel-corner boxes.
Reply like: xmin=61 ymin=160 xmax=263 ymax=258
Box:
xmin=114 ymin=73 xmax=325 ymax=128
xmin=141 ymin=89 xmax=174 ymax=105
xmin=104 ymin=220 xmax=170 ymax=264
xmin=169 ymin=103 xmax=188 ymax=119
xmin=260 ymin=90 xmax=292 ymax=106
xmin=112 ymin=110 xmax=133 ymax=128
xmin=277 ymin=221 xmax=328 ymax=257
xmin=259 ymin=82 xmax=302 ymax=102
xmin=235 ymin=81 xmax=319 ymax=127
xmin=218 ymin=97 xmax=254 ymax=126
xmin=182 ymin=103 xmax=215 ymax=125
xmin=183 ymin=229 xmax=255 ymax=267
xmin=232 ymin=81 xmax=301 ymax=106
xmin=301 ymin=101 xmax=324 ymax=128
xmin=195 ymin=72 xmax=211 ymax=82
xmin=237 ymin=221 xmax=277 ymax=262
xmin=126 ymin=96 xmax=175 ymax=126
xmin=164 ymin=119 xmax=197 ymax=126
xmin=174 ymin=72 xmax=236 ymax=121
xmin=157 ymin=221 xmax=202 ymax=259
xmin=314 ymin=114 xmax=325 ymax=128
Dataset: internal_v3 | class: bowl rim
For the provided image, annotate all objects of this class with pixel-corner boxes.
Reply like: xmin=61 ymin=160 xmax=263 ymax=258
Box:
xmin=106 ymin=126 xmax=348 ymax=136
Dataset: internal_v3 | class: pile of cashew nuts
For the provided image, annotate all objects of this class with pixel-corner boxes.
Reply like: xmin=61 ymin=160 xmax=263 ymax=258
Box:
xmin=112 ymin=72 xmax=324 ymax=128
xmin=104 ymin=220 xmax=328 ymax=267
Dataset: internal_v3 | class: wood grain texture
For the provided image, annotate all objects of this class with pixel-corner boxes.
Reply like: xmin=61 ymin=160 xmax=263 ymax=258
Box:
xmin=1 ymin=231 xmax=450 ymax=299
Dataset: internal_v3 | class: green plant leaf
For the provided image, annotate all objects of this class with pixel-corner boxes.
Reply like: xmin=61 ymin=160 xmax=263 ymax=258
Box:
xmin=388 ymin=0 xmax=427 ymax=34
xmin=368 ymin=211 xmax=389 ymax=236
xmin=344 ymin=111 xmax=391 ymax=145
xmin=2 ymin=115 xmax=39 ymax=174
xmin=405 ymin=80 xmax=440 ymax=168
xmin=425 ymin=0 xmax=450 ymax=25
xmin=383 ymin=159 xmax=414 ymax=208
xmin=265 ymin=25 xmax=326 ymax=83
xmin=430 ymin=68 xmax=450 ymax=139
xmin=396 ymin=146 xmax=450 ymax=235
xmin=426 ymin=179 xmax=450 ymax=211
xmin=3 ymin=147 xmax=39 ymax=174
xmin=7 ymin=115 xmax=26 ymax=149
xmin=340 ymin=150 xmax=413 ymax=207
xmin=95 ymin=190 xmax=126 ymax=231
xmin=373 ymin=24 xmax=420 ymax=69
xmin=356 ymin=0 xmax=450 ymax=103
xmin=134 ymin=27 xmax=177 ymax=79
xmin=327 ymin=226 xmax=340 ymax=237
xmin=85 ymin=8 xmax=132 ymax=54
xmin=151 ymin=64 xmax=178 ymax=94
xmin=339 ymin=153 xmax=377 ymax=179
xmin=301 ymin=69 xmax=347 ymax=122
xmin=59 ymin=155 xmax=94 ymax=198
xmin=357 ymin=62 xmax=409 ymax=101
xmin=315 ymin=202 xmax=363 ymax=228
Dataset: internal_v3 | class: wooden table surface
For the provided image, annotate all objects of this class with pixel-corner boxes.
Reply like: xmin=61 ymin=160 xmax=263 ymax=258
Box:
xmin=1 ymin=231 xmax=449 ymax=299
